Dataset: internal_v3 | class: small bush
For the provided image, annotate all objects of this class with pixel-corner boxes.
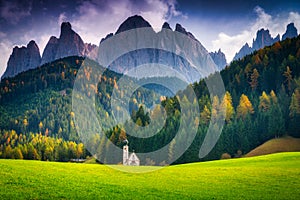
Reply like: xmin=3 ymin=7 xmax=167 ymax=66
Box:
xmin=221 ymin=153 xmax=231 ymax=159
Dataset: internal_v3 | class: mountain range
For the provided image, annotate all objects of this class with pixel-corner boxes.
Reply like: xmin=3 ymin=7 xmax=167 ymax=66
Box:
xmin=2 ymin=16 xmax=298 ymax=80
xmin=233 ymin=23 xmax=298 ymax=60
xmin=1 ymin=15 xmax=226 ymax=80
xmin=103 ymin=15 xmax=220 ymax=83
xmin=2 ymin=22 xmax=98 ymax=79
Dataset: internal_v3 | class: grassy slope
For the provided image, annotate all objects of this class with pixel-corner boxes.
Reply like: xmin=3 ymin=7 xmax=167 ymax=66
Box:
xmin=0 ymin=152 xmax=299 ymax=199
xmin=246 ymin=137 xmax=300 ymax=157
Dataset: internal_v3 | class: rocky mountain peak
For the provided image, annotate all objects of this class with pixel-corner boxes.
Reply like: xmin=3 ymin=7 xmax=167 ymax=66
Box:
xmin=27 ymin=40 xmax=38 ymax=49
xmin=2 ymin=40 xmax=41 ymax=79
xmin=60 ymin=22 xmax=73 ymax=37
xmin=107 ymin=17 xmax=215 ymax=83
xmin=175 ymin=23 xmax=196 ymax=40
xmin=234 ymin=28 xmax=282 ymax=61
xmin=233 ymin=43 xmax=252 ymax=61
xmin=162 ymin=22 xmax=172 ymax=30
xmin=100 ymin=33 xmax=114 ymax=44
xmin=41 ymin=21 xmax=95 ymax=65
xmin=252 ymin=28 xmax=279 ymax=50
xmin=175 ymin=23 xmax=187 ymax=34
xmin=282 ymin=23 xmax=298 ymax=40
xmin=49 ymin=36 xmax=59 ymax=43
xmin=115 ymin=15 xmax=152 ymax=34
xmin=209 ymin=49 xmax=227 ymax=70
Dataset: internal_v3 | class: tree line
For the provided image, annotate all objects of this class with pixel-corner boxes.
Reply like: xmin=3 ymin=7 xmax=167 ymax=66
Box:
xmin=0 ymin=35 xmax=300 ymax=164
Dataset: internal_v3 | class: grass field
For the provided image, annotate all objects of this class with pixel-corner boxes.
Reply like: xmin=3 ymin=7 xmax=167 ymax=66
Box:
xmin=246 ymin=136 xmax=300 ymax=157
xmin=0 ymin=152 xmax=300 ymax=199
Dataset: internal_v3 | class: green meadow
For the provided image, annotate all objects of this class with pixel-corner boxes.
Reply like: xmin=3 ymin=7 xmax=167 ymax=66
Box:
xmin=0 ymin=152 xmax=299 ymax=199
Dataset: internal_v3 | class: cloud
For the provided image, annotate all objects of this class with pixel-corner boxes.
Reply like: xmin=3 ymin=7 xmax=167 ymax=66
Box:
xmin=0 ymin=0 xmax=32 ymax=24
xmin=0 ymin=31 xmax=6 ymax=38
xmin=70 ymin=0 xmax=185 ymax=45
xmin=212 ymin=6 xmax=300 ymax=62
xmin=139 ymin=0 xmax=186 ymax=30
xmin=0 ymin=39 xmax=13 ymax=77
xmin=58 ymin=12 xmax=67 ymax=26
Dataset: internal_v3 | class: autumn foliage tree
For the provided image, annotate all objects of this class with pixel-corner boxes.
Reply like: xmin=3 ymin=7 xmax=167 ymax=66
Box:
xmin=237 ymin=94 xmax=254 ymax=119
xmin=222 ymin=91 xmax=235 ymax=123
xmin=259 ymin=91 xmax=271 ymax=112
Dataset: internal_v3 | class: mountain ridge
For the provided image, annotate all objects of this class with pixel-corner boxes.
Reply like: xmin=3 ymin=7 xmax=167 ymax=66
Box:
xmin=209 ymin=49 xmax=227 ymax=70
xmin=2 ymin=40 xmax=41 ymax=78
xmin=2 ymin=22 xmax=97 ymax=79
xmin=2 ymin=15 xmax=222 ymax=80
xmin=104 ymin=15 xmax=217 ymax=83
xmin=234 ymin=22 xmax=298 ymax=61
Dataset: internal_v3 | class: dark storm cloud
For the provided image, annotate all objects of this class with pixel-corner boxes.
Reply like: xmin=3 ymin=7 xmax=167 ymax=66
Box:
xmin=177 ymin=0 xmax=300 ymax=19
xmin=1 ymin=0 xmax=300 ymax=77
xmin=0 ymin=0 xmax=32 ymax=24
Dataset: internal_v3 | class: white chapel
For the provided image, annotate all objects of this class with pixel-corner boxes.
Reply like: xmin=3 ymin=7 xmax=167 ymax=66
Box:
xmin=123 ymin=144 xmax=140 ymax=166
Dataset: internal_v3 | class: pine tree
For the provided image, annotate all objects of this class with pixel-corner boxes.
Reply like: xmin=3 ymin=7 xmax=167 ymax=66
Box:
xmin=289 ymin=89 xmax=300 ymax=117
xmin=249 ymin=68 xmax=259 ymax=91
xmin=283 ymin=66 xmax=293 ymax=93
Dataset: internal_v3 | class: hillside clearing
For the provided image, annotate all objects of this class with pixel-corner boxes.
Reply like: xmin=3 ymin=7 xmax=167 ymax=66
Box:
xmin=246 ymin=136 xmax=300 ymax=157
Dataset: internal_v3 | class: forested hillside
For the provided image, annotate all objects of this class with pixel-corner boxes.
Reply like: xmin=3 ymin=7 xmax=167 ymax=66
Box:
xmin=1 ymin=36 xmax=300 ymax=164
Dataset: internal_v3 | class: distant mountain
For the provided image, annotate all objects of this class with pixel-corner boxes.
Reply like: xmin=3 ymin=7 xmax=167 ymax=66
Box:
xmin=282 ymin=23 xmax=298 ymax=40
xmin=2 ymin=22 xmax=98 ymax=79
xmin=209 ymin=49 xmax=227 ymax=70
xmin=233 ymin=23 xmax=299 ymax=61
xmin=84 ymin=43 xmax=98 ymax=60
xmin=41 ymin=22 xmax=97 ymax=65
xmin=234 ymin=29 xmax=280 ymax=60
xmin=252 ymin=29 xmax=280 ymax=50
xmin=233 ymin=43 xmax=252 ymax=61
xmin=2 ymin=16 xmax=219 ymax=81
xmin=40 ymin=36 xmax=59 ymax=66
xmin=115 ymin=15 xmax=152 ymax=34
xmin=104 ymin=15 xmax=217 ymax=83
xmin=2 ymin=40 xmax=41 ymax=78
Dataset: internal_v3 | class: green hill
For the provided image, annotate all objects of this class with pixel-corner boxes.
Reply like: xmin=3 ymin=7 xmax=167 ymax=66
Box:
xmin=246 ymin=136 xmax=300 ymax=157
xmin=0 ymin=152 xmax=299 ymax=199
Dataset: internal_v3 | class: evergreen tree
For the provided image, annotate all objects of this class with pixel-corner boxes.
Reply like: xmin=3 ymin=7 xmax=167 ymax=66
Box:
xmin=249 ymin=68 xmax=259 ymax=91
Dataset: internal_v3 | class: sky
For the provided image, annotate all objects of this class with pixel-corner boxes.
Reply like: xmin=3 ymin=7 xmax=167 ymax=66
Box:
xmin=1 ymin=0 xmax=300 ymax=77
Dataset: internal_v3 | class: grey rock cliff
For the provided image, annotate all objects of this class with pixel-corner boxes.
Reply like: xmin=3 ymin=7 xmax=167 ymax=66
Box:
xmin=2 ymin=40 xmax=41 ymax=78
xmin=41 ymin=22 xmax=86 ymax=65
xmin=115 ymin=15 xmax=152 ymax=34
xmin=41 ymin=36 xmax=59 ymax=65
xmin=234 ymin=29 xmax=281 ymax=61
xmin=209 ymin=49 xmax=227 ymax=70
xmin=105 ymin=15 xmax=217 ymax=83
xmin=282 ymin=23 xmax=298 ymax=40
xmin=252 ymin=29 xmax=279 ymax=50
xmin=233 ymin=43 xmax=252 ymax=61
